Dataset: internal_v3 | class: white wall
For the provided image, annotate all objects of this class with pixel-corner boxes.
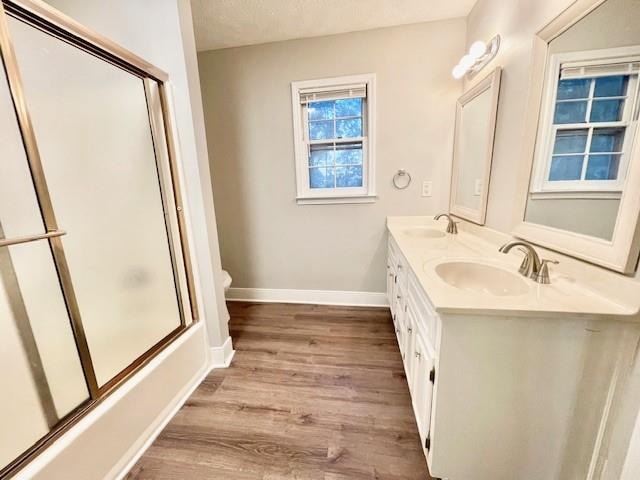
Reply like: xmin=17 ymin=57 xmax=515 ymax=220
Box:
xmin=176 ymin=0 xmax=231 ymax=334
xmin=198 ymin=20 xmax=465 ymax=293
xmin=13 ymin=0 xmax=229 ymax=477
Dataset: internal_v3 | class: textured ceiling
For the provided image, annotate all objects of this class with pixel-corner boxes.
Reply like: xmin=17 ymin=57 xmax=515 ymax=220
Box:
xmin=192 ymin=0 xmax=477 ymax=51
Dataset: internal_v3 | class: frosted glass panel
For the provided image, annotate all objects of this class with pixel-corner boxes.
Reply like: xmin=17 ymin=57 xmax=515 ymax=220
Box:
xmin=0 ymin=239 xmax=90 ymax=472
xmin=8 ymin=18 xmax=182 ymax=386
xmin=0 ymin=52 xmax=44 ymax=238
xmin=10 ymin=241 xmax=89 ymax=417
xmin=0 ymin=55 xmax=88 ymax=470
xmin=0 ymin=252 xmax=48 ymax=469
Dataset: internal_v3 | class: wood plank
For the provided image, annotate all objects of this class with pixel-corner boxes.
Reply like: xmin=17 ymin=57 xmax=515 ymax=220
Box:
xmin=126 ymin=302 xmax=433 ymax=480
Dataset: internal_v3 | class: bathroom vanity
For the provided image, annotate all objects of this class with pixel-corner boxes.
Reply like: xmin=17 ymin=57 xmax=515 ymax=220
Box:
xmin=386 ymin=216 xmax=640 ymax=480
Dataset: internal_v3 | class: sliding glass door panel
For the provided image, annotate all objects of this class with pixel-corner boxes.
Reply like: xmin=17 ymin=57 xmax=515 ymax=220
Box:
xmin=0 ymin=47 xmax=44 ymax=239
xmin=0 ymin=264 xmax=49 ymax=470
xmin=9 ymin=240 xmax=90 ymax=417
xmin=0 ymin=47 xmax=88 ymax=470
xmin=7 ymin=18 xmax=183 ymax=387
xmin=0 ymin=236 xmax=90 ymax=470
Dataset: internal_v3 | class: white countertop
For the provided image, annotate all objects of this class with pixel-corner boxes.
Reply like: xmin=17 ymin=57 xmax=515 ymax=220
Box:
xmin=387 ymin=216 xmax=640 ymax=320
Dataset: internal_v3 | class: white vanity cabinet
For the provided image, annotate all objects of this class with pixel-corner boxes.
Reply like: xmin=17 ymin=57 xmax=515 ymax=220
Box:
xmin=387 ymin=237 xmax=440 ymax=465
xmin=385 ymin=229 xmax=640 ymax=480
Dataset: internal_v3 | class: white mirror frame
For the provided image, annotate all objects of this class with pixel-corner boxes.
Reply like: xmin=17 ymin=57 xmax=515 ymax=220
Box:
xmin=512 ymin=0 xmax=640 ymax=274
xmin=450 ymin=67 xmax=501 ymax=225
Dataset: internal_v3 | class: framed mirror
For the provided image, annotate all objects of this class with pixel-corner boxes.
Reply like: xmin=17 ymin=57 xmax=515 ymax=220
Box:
xmin=450 ymin=67 xmax=501 ymax=224
xmin=514 ymin=0 xmax=640 ymax=274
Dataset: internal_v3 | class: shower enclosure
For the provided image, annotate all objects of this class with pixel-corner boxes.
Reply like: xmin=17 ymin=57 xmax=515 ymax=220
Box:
xmin=0 ymin=1 xmax=198 ymax=476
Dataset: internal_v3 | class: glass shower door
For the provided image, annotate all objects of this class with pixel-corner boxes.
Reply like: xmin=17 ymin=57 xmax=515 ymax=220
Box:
xmin=0 ymin=47 xmax=89 ymax=470
xmin=7 ymin=16 xmax=185 ymax=388
xmin=0 ymin=2 xmax=197 ymax=474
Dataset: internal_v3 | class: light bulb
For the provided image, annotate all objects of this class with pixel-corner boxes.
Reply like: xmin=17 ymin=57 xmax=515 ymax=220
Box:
xmin=459 ymin=54 xmax=474 ymax=70
xmin=469 ymin=40 xmax=487 ymax=59
xmin=452 ymin=64 xmax=466 ymax=79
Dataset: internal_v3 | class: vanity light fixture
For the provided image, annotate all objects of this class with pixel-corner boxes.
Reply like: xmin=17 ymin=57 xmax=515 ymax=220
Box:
xmin=452 ymin=35 xmax=501 ymax=79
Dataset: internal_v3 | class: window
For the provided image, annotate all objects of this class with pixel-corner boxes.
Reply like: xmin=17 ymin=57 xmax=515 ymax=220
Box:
xmin=532 ymin=49 xmax=640 ymax=197
xmin=291 ymin=74 xmax=376 ymax=204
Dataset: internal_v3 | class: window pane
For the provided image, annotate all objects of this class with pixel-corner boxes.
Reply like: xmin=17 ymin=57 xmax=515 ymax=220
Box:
xmin=336 ymin=118 xmax=362 ymax=138
xmin=554 ymin=101 xmax=587 ymax=124
xmin=335 ymin=98 xmax=362 ymax=117
xmin=549 ymin=155 xmax=584 ymax=181
xmin=308 ymin=101 xmax=334 ymax=121
xmin=586 ymin=154 xmax=621 ymax=180
xmin=309 ymin=144 xmax=334 ymax=166
xmin=336 ymin=166 xmax=363 ymax=187
xmin=309 ymin=120 xmax=333 ymax=140
xmin=594 ymin=76 xmax=628 ymax=97
xmin=591 ymin=128 xmax=625 ymax=153
xmin=335 ymin=143 xmax=363 ymax=165
xmin=557 ymin=79 xmax=590 ymax=100
xmin=553 ymin=129 xmax=588 ymax=154
xmin=590 ymin=99 xmax=624 ymax=122
xmin=309 ymin=167 xmax=335 ymax=188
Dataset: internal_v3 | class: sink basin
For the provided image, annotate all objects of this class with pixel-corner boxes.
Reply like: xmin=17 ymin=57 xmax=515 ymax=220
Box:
xmin=434 ymin=261 xmax=530 ymax=297
xmin=403 ymin=227 xmax=446 ymax=239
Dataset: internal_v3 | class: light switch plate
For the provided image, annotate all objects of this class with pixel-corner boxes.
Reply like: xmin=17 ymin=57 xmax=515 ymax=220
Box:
xmin=422 ymin=181 xmax=433 ymax=197
xmin=474 ymin=179 xmax=483 ymax=196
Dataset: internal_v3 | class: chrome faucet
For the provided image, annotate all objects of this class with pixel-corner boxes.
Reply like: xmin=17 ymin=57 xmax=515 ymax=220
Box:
xmin=498 ymin=241 xmax=558 ymax=284
xmin=434 ymin=213 xmax=458 ymax=234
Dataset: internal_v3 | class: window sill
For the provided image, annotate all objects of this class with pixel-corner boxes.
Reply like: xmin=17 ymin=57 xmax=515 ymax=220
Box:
xmin=529 ymin=190 xmax=622 ymax=200
xmin=296 ymin=194 xmax=378 ymax=205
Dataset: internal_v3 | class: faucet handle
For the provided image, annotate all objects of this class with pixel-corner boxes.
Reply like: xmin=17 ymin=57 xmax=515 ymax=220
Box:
xmin=534 ymin=259 xmax=559 ymax=284
xmin=516 ymin=248 xmax=531 ymax=276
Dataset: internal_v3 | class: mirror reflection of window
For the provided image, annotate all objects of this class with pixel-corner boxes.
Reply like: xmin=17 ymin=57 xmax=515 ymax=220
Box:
xmin=525 ymin=0 xmax=639 ymax=242
xmin=546 ymin=67 xmax=637 ymax=188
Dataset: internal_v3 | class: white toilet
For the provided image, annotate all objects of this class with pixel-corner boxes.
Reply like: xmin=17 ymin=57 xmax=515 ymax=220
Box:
xmin=221 ymin=269 xmax=232 ymax=292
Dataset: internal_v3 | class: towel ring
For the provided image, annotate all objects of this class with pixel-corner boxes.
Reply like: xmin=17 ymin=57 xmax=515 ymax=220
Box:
xmin=392 ymin=169 xmax=412 ymax=190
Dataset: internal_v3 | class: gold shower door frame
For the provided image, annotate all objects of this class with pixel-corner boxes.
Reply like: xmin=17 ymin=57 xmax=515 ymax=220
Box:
xmin=0 ymin=0 xmax=199 ymax=477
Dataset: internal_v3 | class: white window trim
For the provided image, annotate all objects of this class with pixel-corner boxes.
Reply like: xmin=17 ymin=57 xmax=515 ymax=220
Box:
xmin=531 ymin=46 xmax=640 ymax=199
xmin=291 ymin=74 xmax=376 ymax=205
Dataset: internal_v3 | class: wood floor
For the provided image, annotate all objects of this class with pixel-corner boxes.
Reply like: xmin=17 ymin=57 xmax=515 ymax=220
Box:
xmin=126 ymin=302 xmax=433 ymax=480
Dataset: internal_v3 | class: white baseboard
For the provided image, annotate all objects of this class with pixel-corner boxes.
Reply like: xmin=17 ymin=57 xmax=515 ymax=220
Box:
xmin=226 ymin=287 xmax=388 ymax=307
xmin=209 ymin=335 xmax=235 ymax=368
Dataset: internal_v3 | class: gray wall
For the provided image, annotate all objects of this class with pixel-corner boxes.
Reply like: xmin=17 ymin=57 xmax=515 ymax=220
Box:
xmin=525 ymin=197 xmax=620 ymax=240
xmin=198 ymin=20 xmax=465 ymax=292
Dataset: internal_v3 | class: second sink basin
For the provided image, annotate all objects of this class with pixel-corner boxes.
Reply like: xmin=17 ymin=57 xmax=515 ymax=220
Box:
xmin=434 ymin=261 xmax=530 ymax=297
xmin=403 ymin=227 xmax=446 ymax=239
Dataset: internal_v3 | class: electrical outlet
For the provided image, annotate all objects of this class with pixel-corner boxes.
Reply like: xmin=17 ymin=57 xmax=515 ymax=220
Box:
xmin=422 ymin=181 xmax=433 ymax=197
xmin=474 ymin=179 xmax=483 ymax=196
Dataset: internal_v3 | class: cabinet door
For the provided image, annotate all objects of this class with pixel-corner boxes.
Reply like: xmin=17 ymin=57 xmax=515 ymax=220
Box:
xmin=412 ymin=333 xmax=435 ymax=449
xmin=396 ymin=301 xmax=406 ymax=359
xmin=404 ymin=302 xmax=416 ymax=384
xmin=386 ymin=262 xmax=395 ymax=309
